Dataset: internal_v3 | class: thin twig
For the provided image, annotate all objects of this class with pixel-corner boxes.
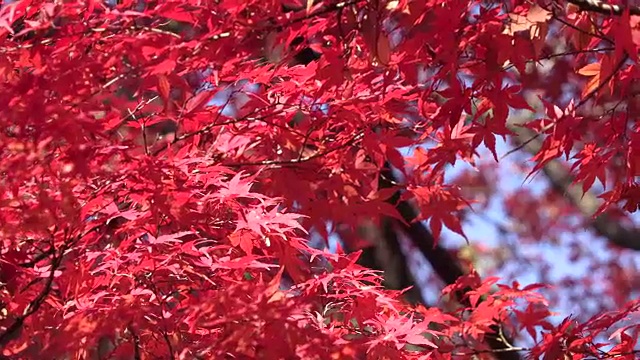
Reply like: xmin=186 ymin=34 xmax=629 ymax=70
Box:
xmin=224 ymin=131 xmax=364 ymax=168
xmin=451 ymin=347 xmax=529 ymax=356
xmin=501 ymin=123 xmax=553 ymax=160
xmin=552 ymin=16 xmax=613 ymax=43
xmin=502 ymin=54 xmax=627 ymax=160
xmin=503 ymin=47 xmax=615 ymax=72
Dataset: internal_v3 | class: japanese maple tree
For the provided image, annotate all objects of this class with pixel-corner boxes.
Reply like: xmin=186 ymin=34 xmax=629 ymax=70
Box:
xmin=1 ymin=0 xmax=640 ymax=359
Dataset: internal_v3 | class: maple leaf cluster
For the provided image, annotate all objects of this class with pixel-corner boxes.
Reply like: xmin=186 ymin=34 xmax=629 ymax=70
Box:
xmin=1 ymin=0 xmax=640 ymax=359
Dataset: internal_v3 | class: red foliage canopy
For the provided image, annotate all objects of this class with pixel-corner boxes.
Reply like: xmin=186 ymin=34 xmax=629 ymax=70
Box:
xmin=0 ymin=0 xmax=639 ymax=359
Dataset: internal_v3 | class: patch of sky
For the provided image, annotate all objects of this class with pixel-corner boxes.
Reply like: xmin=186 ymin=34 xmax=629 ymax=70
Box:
xmin=204 ymin=78 xmax=261 ymax=118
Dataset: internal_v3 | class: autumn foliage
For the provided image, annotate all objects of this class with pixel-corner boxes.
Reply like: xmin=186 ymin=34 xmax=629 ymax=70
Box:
xmin=1 ymin=0 xmax=640 ymax=359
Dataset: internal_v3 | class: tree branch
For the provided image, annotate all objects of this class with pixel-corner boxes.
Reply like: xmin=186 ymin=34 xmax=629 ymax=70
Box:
xmin=377 ymin=164 xmax=522 ymax=360
xmin=349 ymin=219 xmax=425 ymax=305
xmin=507 ymin=120 xmax=640 ymax=250
xmin=565 ymin=0 xmax=640 ymax=16
xmin=0 ymin=250 xmax=63 ymax=347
